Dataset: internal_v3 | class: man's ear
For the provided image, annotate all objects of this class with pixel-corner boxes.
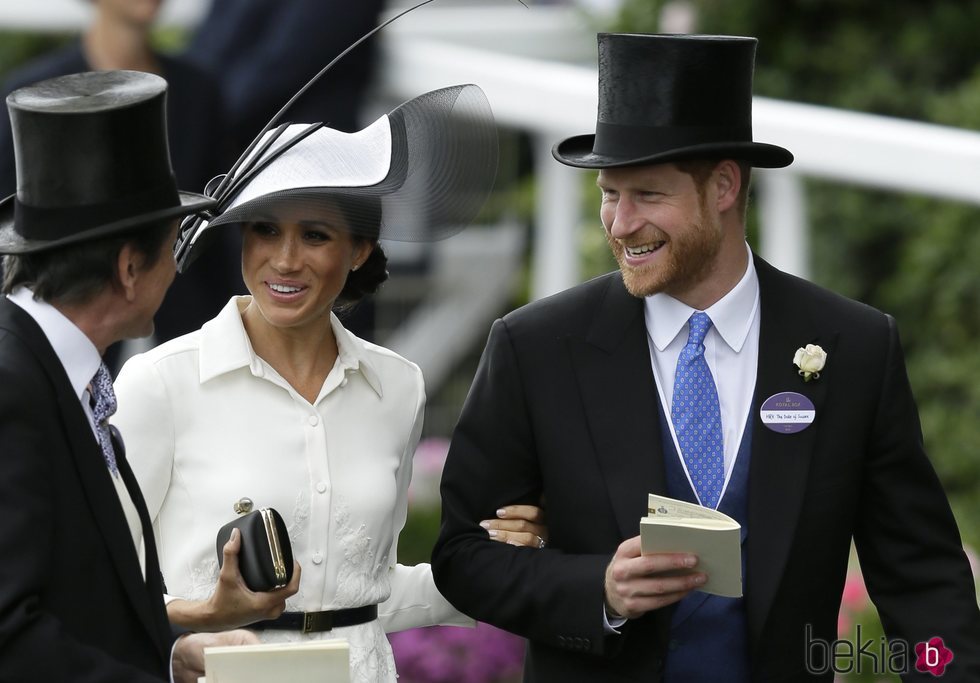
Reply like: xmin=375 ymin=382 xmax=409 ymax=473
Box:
xmin=712 ymin=160 xmax=742 ymax=213
xmin=116 ymin=243 xmax=141 ymax=303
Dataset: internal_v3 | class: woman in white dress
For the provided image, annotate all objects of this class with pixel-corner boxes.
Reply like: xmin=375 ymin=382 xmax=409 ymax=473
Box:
xmin=111 ymin=85 xmax=546 ymax=682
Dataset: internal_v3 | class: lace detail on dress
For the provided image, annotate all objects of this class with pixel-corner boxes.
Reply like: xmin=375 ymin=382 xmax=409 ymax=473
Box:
xmin=288 ymin=489 xmax=310 ymax=540
xmin=185 ymin=556 xmax=219 ymax=602
xmin=333 ymin=495 xmax=389 ymax=609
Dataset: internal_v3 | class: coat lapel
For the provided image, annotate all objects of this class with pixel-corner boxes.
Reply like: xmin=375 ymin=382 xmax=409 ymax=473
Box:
xmin=746 ymin=258 xmax=837 ymax=652
xmin=0 ymin=300 xmax=168 ymax=660
xmin=567 ymin=274 xmax=668 ymax=540
xmin=112 ymin=427 xmax=173 ymax=657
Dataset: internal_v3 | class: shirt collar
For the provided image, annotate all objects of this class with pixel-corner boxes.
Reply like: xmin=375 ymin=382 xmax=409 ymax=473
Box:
xmin=198 ymin=296 xmax=383 ymax=397
xmin=644 ymin=242 xmax=760 ymax=353
xmin=7 ymin=287 xmax=102 ymax=400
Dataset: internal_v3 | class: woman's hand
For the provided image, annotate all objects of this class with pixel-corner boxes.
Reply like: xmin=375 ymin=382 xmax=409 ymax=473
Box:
xmin=480 ymin=504 xmax=548 ymax=548
xmin=167 ymin=528 xmax=301 ymax=631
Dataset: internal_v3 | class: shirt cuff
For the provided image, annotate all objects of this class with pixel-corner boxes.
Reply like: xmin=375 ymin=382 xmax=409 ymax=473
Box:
xmin=170 ymin=637 xmax=179 ymax=683
xmin=602 ymin=606 xmax=627 ymax=634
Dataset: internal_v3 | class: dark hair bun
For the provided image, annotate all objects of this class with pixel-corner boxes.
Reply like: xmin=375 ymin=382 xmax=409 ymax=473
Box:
xmin=337 ymin=243 xmax=388 ymax=305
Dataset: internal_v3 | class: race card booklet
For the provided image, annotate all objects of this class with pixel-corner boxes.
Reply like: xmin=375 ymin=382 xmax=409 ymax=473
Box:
xmin=639 ymin=493 xmax=743 ymax=598
xmin=200 ymin=638 xmax=350 ymax=683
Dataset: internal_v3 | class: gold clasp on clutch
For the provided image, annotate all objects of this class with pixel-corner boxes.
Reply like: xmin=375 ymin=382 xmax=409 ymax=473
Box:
xmin=233 ymin=497 xmax=253 ymax=515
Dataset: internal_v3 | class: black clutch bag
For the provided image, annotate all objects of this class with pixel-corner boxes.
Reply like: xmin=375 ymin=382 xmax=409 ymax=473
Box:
xmin=215 ymin=503 xmax=294 ymax=592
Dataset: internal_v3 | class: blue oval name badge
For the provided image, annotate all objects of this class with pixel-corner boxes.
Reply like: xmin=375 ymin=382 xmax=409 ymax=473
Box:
xmin=760 ymin=392 xmax=815 ymax=433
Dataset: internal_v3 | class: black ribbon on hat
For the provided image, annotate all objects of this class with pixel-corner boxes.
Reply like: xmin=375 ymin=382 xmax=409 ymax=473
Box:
xmin=593 ymin=122 xmax=753 ymax=158
xmin=13 ymin=183 xmax=180 ymax=241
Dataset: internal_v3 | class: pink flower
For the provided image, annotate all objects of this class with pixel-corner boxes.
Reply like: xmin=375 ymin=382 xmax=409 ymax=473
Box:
xmin=415 ymin=437 xmax=451 ymax=476
xmin=836 ymin=613 xmax=851 ymax=638
xmin=389 ymin=623 xmax=524 ymax=683
xmin=841 ymin=572 xmax=869 ymax=613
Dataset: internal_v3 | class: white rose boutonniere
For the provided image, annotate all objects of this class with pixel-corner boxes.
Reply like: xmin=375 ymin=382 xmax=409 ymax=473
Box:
xmin=793 ymin=344 xmax=827 ymax=382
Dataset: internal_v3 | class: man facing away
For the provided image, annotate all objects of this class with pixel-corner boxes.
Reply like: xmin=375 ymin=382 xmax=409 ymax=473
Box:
xmin=432 ymin=34 xmax=980 ymax=681
xmin=0 ymin=70 xmax=255 ymax=682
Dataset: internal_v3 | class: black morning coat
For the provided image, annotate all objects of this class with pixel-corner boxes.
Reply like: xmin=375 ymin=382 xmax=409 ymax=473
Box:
xmin=433 ymin=254 xmax=980 ymax=682
xmin=0 ymin=298 xmax=173 ymax=681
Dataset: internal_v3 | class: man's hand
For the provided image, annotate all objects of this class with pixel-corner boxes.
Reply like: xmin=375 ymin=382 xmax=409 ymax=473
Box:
xmin=480 ymin=504 xmax=548 ymax=548
xmin=603 ymin=536 xmax=706 ymax=619
xmin=172 ymin=629 xmax=259 ymax=683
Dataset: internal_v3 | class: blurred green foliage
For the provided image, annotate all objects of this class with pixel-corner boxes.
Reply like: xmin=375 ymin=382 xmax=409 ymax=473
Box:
xmin=398 ymin=504 xmax=443 ymax=567
xmin=0 ymin=32 xmax=72 ymax=80
xmin=611 ymin=0 xmax=980 ymax=550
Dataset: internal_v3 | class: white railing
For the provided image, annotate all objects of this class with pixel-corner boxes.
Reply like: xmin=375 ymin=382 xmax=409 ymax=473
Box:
xmin=376 ymin=6 xmax=980 ymax=295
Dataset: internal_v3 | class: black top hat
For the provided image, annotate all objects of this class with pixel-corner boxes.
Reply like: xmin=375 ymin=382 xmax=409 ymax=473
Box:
xmin=553 ymin=33 xmax=793 ymax=169
xmin=0 ymin=70 xmax=215 ymax=255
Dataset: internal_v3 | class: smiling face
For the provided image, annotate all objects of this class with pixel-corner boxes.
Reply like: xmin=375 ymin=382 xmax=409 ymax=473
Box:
xmin=598 ymin=163 xmax=727 ymax=304
xmin=240 ymin=204 xmax=371 ymax=335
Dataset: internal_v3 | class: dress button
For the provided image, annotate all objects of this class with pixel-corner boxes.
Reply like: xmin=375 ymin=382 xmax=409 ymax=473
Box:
xmin=308 ymin=415 xmax=319 ymax=426
xmin=312 ymin=553 xmax=323 ymax=565
xmin=315 ymin=481 xmax=327 ymax=494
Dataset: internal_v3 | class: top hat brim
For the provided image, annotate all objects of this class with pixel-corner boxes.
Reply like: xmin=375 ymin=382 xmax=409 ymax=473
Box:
xmin=552 ymin=133 xmax=794 ymax=169
xmin=0 ymin=191 xmax=215 ymax=255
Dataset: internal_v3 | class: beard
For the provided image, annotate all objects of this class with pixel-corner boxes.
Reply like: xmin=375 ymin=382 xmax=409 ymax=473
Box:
xmin=606 ymin=206 xmax=724 ymax=299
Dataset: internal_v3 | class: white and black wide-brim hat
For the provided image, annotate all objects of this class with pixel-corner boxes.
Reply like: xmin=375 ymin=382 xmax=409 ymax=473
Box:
xmin=553 ymin=33 xmax=793 ymax=169
xmin=0 ymin=70 xmax=215 ymax=255
xmin=175 ymin=84 xmax=497 ymax=272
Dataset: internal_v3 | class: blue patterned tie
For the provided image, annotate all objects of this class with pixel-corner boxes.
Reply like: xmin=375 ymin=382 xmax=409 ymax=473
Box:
xmin=671 ymin=312 xmax=724 ymax=509
xmin=89 ymin=363 xmax=118 ymax=476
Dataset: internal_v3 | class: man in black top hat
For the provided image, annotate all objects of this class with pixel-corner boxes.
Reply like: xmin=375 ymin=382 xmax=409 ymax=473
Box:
xmin=0 ymin=70 xmax=256 ymax=682
xmin=432 ymin=34 xmax=980 ymax=681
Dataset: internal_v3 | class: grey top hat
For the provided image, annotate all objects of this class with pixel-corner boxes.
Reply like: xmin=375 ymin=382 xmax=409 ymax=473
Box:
xmin=553 ymin=33 xmax=793 ymax=169
xmin=0 ymin=70 xmax=215 ymax=255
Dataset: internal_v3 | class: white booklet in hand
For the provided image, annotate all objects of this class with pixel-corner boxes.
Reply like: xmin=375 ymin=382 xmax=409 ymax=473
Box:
xmin=202 ymin=638 xmax=350 ymax=683
xmin=639 ymin=493 xmax=742 ymax=598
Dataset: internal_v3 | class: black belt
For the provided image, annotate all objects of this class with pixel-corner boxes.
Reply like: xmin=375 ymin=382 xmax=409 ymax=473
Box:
xmin=249 ymin=605 xmax=378 ymax=633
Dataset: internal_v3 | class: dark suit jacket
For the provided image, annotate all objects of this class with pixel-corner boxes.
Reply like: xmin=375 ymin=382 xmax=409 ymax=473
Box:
xmin=183 ymin=0 xmax=385 ymax=147
xmin=432 ymin=255 xmax=980 ymax=682
xmin=0 ymin=298 xmax=173 ymax=681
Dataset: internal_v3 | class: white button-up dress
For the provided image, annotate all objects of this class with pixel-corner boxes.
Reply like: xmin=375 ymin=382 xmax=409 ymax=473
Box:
xmin=112 ymin=297 xmax=467 ymax=682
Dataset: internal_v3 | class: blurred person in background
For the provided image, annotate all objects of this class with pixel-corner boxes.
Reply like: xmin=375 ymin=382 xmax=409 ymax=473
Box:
xmin=184 ymin=0 xmax=385 ymax=148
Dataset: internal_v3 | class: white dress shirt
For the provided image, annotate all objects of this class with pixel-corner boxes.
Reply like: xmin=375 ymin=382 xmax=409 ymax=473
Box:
xmin=112 ymin=296 xmax=468 ymax=683
xmin=604 ymin=244 xmax=760 ymax=632
xmin=644 ymin=243 xmax=761 ymax=505
xmin=8 ymin=287 xmax=145 ymax=574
